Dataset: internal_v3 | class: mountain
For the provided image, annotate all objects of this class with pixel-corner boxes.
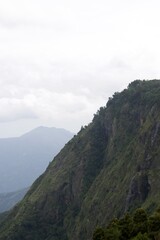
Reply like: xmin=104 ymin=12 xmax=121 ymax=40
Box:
xmin=0 ymin=80 xmax=160 ymax=240
xmin=0 ymin=188 xmax=29 ymax=213
xmin=0 ymin=126 xmax=73 ymax=193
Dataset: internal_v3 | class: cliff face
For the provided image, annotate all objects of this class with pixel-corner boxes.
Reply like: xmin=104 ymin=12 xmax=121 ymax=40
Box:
xmin=1 ymin=80 xmax=160 ymax=240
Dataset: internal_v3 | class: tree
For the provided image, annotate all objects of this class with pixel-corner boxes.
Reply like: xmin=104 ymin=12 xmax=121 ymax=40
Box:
xmin=93 ymin=227 xmax=105 ymax=240
xmin=131 ymin=232 xmax=150 ymax=240
xmin=132 ymin=209 xmax=148 ymax=237
xmin=119 ymin=213 xmax=133 ymax=240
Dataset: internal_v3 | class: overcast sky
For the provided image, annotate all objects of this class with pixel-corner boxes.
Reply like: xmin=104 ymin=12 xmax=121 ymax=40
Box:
xmin=0 ymin=0 xmax=160 ymax=137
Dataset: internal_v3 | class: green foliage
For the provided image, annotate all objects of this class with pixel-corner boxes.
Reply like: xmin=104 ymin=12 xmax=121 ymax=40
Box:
xmin=131 ymin=233 xmax=150 ymax=240
xmin=132 ymin=209 xmax=148 ymax=236
xmin=93 ymin=208 xmax=160 ymax=240
xmin=93 ymin=227 xmax=105 ymax=240
xmin=148 ymin=209 xmax=160 ymax=239
xmin=105 ymin=219 xmax=121 ymax=240
xmin=119 ymin=213 xmax=133 ymax=240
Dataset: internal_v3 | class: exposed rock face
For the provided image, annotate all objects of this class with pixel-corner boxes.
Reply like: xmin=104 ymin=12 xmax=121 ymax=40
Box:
xmin=151 ymin=122 xmax=160 ymax=146
xmin=1 ymin=80 xmax=160 ymax=240
xmin=125 ymin=173 xmax=150 ymax=212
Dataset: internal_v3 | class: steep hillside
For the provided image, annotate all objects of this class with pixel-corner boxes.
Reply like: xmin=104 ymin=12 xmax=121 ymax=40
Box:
xmin=0 ymin=126 xmax=73 ymax=192
xmin=0 ymin=80 xmax=160 ymax=240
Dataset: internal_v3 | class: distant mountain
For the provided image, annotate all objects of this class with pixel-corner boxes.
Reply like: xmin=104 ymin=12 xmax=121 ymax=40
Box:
xmin=1 ymin=80 xmax=160 ymax=240
xmin=0 ymin=188 xmax=29 ymax=213
xmin=0 ymin=126 xmax=74 ymax=193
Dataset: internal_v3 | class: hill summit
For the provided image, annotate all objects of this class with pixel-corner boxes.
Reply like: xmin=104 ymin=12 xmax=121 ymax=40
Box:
xmin=0 ymin=126 xmax=73 ymax=193
xmin=1 ymin=80 xmax=160 ymax=240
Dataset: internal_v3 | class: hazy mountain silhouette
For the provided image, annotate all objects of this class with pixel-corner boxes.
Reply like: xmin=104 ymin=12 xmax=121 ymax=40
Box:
xmin=0 ymin=126 xmax=73 ymax=193
xmin=0 ymin=188 xmax=29 ymax=213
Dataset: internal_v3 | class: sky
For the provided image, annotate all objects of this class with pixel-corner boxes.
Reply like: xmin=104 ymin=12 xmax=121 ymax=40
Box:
xmin=0 ymin=0 xmax=160 ymax=137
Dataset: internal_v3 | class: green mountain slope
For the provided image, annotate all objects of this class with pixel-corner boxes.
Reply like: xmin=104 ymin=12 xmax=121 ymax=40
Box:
xmin=1 ymin=80 xmax=160 ymax=240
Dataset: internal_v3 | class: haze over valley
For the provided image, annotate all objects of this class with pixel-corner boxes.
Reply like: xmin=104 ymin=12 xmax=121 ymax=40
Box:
xmin=0 ymin=126 xmax=73 ymax=193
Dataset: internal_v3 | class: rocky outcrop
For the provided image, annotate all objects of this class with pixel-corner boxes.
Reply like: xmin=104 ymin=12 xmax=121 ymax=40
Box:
xmin=125 ymin=173 xmax=150 ymax=212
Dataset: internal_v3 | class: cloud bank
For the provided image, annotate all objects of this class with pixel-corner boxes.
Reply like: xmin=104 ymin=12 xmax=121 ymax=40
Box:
xmin=0 ymin=0 xmax=160 ymax=136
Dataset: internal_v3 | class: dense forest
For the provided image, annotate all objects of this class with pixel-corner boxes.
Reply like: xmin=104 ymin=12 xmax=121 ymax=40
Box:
xmin=93 ymin=208 xmax=160 ymax=240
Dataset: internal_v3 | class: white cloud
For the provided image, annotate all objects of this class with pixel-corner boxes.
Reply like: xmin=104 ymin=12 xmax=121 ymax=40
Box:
xmin=0 ymin=97 xmax=37 ymax=122
xmin=0 ymin=0 xmax=160 ymax=136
